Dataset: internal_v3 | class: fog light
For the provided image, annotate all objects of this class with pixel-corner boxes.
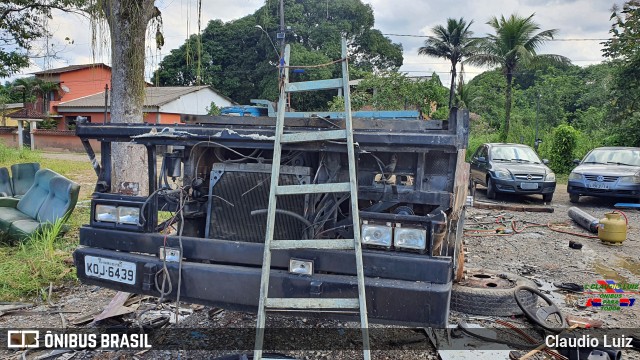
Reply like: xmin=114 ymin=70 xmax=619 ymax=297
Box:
xmin=118 ymin=206 xmax=140 ymax=225
xmin=95 ymin=205 xmax=117 ymax=222
xmin=289 ymin=259 xmax=313 ymax=275
xmin=394 ymin=226 xmax=427 ymax=250
xmin=361 ymin=222 xmax=392 ymax=247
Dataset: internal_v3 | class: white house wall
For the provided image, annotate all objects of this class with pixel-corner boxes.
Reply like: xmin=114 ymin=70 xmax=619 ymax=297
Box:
xmin=159 ymin=88 xmax=233 ymax=115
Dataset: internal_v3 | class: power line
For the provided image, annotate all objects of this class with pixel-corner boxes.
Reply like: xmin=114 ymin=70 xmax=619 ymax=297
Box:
xmin=382 ymin=33 xmax=609 ymax=41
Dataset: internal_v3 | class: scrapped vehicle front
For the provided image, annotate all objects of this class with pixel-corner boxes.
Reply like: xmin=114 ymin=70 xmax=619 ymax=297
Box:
xmin=568 ymin=147 xmax=640 ymax=203
xmin=73 ymin=109 xmax=469 ymax=328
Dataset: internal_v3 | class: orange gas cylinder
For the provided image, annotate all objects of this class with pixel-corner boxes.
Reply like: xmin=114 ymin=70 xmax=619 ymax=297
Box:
xmin=598 ymin=212 xmax=627 ymax=245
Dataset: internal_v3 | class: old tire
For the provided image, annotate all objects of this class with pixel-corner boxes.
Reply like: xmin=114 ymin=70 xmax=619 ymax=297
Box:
xmin=486 ymin=178 xmax=497 ymax=199
xmin=542 ymin=193 xmax=553 ymax=203
xmin=451 ymin=270 xmax=538 ymax=316
xmin=569 ymin=193 xmax=580 ymax=203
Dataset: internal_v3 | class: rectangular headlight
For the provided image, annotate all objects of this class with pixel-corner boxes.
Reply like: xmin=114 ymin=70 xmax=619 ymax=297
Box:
xmin=361 ymin=222 xmax=392 ymax=247
xmin=394 ymin=226 xmax=427 ymax=250
xmin=619 ymin=175 xmax=640 ymax=184
xmin=95 ymin=205 xmax=117 ymax=222
xmin=568 ymin=172 xmax=583 ymax=181
xmin=118 ymin=206 xmax=140 ymax=225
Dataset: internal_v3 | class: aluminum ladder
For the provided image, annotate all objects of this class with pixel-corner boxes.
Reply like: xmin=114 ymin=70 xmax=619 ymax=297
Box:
xmin=254 ymin=38 xmax=371 ymax=360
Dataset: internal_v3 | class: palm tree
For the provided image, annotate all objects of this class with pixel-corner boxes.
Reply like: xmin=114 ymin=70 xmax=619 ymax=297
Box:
xmin=418 ymin=18 xmax=479 ymax=108
xmin=468 ymin=13 xmax=569 ymax=141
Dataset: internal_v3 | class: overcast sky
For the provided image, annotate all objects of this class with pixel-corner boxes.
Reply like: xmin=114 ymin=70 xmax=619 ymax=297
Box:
xmin=16 ymin=0 xmax=625 ymax=83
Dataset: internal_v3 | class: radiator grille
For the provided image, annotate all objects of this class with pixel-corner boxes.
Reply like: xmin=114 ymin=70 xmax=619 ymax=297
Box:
xmin=424 ymin=154 xmax=450 ymax=175
xmin=584 ymin=175 xmax=619 ymax=182
xmin=206 ymin=163 xmax=310 ymax=243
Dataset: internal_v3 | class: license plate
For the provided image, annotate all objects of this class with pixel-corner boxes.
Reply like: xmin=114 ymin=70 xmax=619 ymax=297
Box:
xmin=520 ymin=182 xmax=539 ymax=190
xmin=85 ymin=256 xmax=136 ymax=284
xmin=587 ymin=181 xmax=609 ymax=190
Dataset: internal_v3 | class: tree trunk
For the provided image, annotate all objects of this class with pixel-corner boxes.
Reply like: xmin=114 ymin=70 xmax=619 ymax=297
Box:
xmin=105 ymin=0 xmax=156 ymax=195
xmin=448 ymin=62 xmax=457 ymax=108
xmin=502 ymin=70 xmax=513 ymax=142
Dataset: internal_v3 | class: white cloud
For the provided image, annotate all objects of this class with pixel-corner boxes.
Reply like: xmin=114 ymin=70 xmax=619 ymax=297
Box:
xmin=8 ymin=0 xmax=626 ymax=84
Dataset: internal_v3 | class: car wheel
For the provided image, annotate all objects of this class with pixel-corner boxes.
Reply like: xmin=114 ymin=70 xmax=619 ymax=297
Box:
xmin=486 ymin=178 xmax=496 ymax=199
xmin=451 ymin=270 xmax=538 ymax=316
xmin=569 ymin=193 xmax=580 ymax=203
xmin=542 ymin=193 xmax=553 ymax=203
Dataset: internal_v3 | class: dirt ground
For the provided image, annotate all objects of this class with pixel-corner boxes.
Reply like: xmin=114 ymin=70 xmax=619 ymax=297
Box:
xmin=0 ymin=172 xmax=639 ymax=359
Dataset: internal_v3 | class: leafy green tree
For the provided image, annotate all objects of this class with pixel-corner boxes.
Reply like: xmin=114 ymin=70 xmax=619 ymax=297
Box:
xmin=153 ymin=0 xmax=403 ymax=108
xmin=418 ymin=18 xmax=479 ymax=108
xmin=466 ymin=70 xmax=506 ymax=128
xmin=468 ymin=13 xmax=569 ymax=141
xmin=548 ymin=124 xmax=579 ymax=174
xmin=206 ymin=102 xmax=221 ymax=116
xmin=328 ymin=71 xmax=448 ymax=118
xmin=0 ymin=0 xmax=87 ymax=77
xmin=602 ymin=1 xmax=640 ymax=145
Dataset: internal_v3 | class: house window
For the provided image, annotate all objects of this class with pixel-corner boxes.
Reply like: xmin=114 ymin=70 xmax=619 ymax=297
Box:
xmin=65 ymin=116 xmax=90 ymax=130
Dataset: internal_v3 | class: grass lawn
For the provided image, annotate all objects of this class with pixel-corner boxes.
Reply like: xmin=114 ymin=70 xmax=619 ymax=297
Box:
xmin=0 ymin=146 xmax=96 ymax=301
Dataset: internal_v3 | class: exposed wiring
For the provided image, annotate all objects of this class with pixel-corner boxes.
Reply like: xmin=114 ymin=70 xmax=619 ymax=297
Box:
xmin=464 ymin=217 xmax=600 ymax=239
xmin=188 ymin=140 xmax=267 ymax=178
xmin=251 ymin=208 xmax=314 ymax=238
xmin=175 ymin=189 xmax=185 ymax=324
xmin=493 ymin=319 xmax=567 ymax=360
xmin=213 ymin=147 xmax=261 ymax=163
xmin=456 ymin=318 xmax=539 ymax=349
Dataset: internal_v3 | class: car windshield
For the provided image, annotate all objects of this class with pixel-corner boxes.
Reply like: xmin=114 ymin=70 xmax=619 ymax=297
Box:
xmin=490 ymin=146 xmax=541 ymax=163
xmin=582 ymin=148 xmax=640 ymax=166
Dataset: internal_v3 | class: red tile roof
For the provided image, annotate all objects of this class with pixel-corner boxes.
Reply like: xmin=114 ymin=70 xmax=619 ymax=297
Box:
xmin=33 ymin=63 xmax=110 ymax=76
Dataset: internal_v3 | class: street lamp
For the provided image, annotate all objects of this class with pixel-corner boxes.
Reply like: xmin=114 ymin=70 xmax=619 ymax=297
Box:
xmin=255 ymin=25 xmax=281 ymax=60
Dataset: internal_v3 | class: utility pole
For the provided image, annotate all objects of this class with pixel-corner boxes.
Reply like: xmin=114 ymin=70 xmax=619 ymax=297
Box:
xmin=278 ymin=0 xmax=285 ymax=54
xmin=278 ymin=0 xmax=287 ymax=109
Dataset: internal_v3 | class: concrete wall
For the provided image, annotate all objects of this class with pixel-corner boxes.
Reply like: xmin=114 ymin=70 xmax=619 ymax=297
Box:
xmin=0 ymin=128 xmax=19 ymax=148
xmin=32 ymin=130 xmax=100 ymax=153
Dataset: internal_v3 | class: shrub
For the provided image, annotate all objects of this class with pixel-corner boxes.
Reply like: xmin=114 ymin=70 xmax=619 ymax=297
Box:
xmin=206 ymin=102 xmax=221 ymax=116
xmin=0 ymin=142 xmax=41 ymax=164
xmin=549 ymin=124 xmax=580 ymax=174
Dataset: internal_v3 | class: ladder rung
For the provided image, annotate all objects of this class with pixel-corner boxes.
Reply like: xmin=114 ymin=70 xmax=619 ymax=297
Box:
xmin=276 ymin=182 xmax=351 ymax=195
xmin=270 ymin=239 xmax=355 ymax=250
xmin=266 ymin=298 xmax=359 ymax=310
xmin=281 ymin=129 xmax=347 ymax=143
xmin=285 ymin=78 xmax=344 ymax=92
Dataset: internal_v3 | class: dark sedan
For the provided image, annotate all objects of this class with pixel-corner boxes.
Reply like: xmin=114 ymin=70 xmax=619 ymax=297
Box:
xmin=567 ymin=147 xmax=640 ymax=203
xmin=470 ymin=143 xmax=556 ymax=202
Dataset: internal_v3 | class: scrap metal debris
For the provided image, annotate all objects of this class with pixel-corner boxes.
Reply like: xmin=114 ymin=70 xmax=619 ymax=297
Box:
xmin=91 ymin=291 xmax=136 ymax=323
xmin=212 ymin=128 xmax=275 ymax=140
xmin=132 ymin=127 xmax=198 ymax=138
xmin=473 ymin=201 xmax=554 ymax=213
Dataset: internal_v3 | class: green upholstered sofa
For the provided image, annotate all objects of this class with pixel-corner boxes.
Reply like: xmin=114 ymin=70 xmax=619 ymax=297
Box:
xmin=0 ymin=168 xmax=80 ymax=240
xmin=0 ymin=163 xmax=40 ymax=198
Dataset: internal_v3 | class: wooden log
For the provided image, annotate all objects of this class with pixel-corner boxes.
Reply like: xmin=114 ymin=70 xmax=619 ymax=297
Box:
xmin=473 ymin=201 xmax=554 ymax=213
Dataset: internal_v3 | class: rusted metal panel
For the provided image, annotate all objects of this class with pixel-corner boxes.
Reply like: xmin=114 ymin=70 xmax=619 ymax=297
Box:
xmin=270 ymin=239 xmax=355 ymax=250
xmin=266 ymin=298 xmax=359 ymax=309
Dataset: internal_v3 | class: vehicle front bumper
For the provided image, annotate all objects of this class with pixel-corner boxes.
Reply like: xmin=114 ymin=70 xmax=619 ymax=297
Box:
xmin=567 ymin=180 xmax=640 ymax=199
xmin=74 ymin=227 xmax=453 ymax=328
xmin=492 ymin=177 xmax=556 ymax=195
